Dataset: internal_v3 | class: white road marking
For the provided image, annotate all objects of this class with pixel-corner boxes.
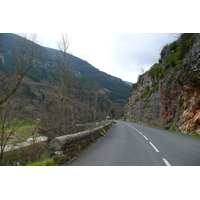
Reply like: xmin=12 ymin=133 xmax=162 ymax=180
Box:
xmin=143 ymin=135 xmax=148 ymax=140
xmin=126 ymin=123 xmax=146 ymax=136
xmin=149 ymin=142 xmax=159 ymax=152
xmin=126 ymin=123 xmax=136 ymax=130
xmin=127 ymin=124 xmax=159 ymax=152
xmin=126 ymin=123 xmax=171 ymax=165
xmin=126 ymin=123 xmax=141 ymax=133
xmin=162 ymin=158 xmax=171 ymax=166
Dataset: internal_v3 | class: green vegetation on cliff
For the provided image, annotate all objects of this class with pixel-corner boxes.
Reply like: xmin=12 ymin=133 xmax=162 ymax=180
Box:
xmin=164 ymin=33 xmax=195 ymax=71
xmin=125 ymin=33 xmax=200 ymax=136
xmin=134 ymin=33 xmax=195 ymax=101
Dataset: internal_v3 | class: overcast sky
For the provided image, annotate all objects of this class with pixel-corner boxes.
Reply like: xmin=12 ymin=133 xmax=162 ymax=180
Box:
xmin=37 ymin=33 xmax=176 ymax=83
xmin=2 ymin=1 xmax=197 ymax=85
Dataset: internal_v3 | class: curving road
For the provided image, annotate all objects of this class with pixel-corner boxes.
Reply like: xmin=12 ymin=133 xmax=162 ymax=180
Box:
xmin=64 ymin=120 xmax=200 ymax=166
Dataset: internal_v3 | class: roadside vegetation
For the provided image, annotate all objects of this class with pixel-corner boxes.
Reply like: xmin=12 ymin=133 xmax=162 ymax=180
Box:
xmin=1 ymin=119 xmax=40 ymax=143
xmin=26 ymin=155 xmax=70 ymax=166
xmin=0 ymin=33 xmax=121 ymax=165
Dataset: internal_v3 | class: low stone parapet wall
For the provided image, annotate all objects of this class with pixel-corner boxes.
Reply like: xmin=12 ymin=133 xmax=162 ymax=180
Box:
xmin=49 ymin=121 xmax=113 ymax=157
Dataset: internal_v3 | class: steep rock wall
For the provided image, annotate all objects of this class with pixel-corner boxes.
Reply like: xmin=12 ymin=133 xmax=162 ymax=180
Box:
xmin=125 ymin=33 xmax=200 ymax=135
xmin=178 ymin=34 xmax=200 ymax=134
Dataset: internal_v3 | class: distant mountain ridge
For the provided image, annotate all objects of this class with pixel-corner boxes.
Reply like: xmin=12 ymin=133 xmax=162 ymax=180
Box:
xmin=123 ymin=81 xmax=133 ymax=86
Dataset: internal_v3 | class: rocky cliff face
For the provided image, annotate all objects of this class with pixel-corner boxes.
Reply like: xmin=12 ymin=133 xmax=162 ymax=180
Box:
xmin=124 ymin=33 xmax=200 ymax=135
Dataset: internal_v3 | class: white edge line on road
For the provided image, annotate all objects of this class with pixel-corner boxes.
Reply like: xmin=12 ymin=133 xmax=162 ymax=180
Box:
xmin=143 ymin=135 xmax=148 ymax=140
xmin=149 ymin=142 xmax=159 ymax=152
xmin=126 ymin=123 xmax=143 ymax=135
xmin=162 ymin=158 xmax=171 ymax=166
xmin=126 ymin=123 xmax=136 ymax=130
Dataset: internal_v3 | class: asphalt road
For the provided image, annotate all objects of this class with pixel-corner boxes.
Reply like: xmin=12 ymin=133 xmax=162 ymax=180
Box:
xmin=64 ymin=120 xmax=200 ymax=166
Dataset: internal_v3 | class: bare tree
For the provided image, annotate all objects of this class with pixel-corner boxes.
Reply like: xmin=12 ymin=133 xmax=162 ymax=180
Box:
xmin=0 ymin=34 xmax=42 ymax=105
xmin=171 ymin=33 xmax=183 ymax=39
xmin=140 ymin=68 xmax=145 ymax=74
xmin=41 ymin=34 xmax=74 ymax=139
xmin=0 ymin=33 xmax=42 ymax=165
xmin=108 ymin=104 xmax=116 ymax=120
xmin=54 ymin=34 xmax=72 ymax=135
xmin=92 ymin=74 xmax=99 ymax=123
xmin=0 ymin=98 xmax=28 ymax=165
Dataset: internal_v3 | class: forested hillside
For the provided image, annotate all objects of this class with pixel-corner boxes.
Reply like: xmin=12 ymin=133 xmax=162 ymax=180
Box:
xmin=0 ymin=33 xmax=131 ymax=165
xmin=0 ymin=33 xmax=131 ymax=119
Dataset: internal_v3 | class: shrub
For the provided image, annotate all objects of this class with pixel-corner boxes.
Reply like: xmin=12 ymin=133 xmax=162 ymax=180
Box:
xmin=135 ymin=98 xmax=139 ymax=102
xmin=26 ymin=154 xmax=71 ymax=166
xmin=164 ymin=33 xmax=195 ymax=70
xmin=169 ymin=41 xmax=178 ymax=51
xmin=148 ymin=63 xmax=160 ymax=80
xmin=160 ymin=45 xmax=168 ymax=58
xmin=146 ymin=85 xmax=150 ymax=91
xmin=27 ymin=157 xmax=55 ymax=166
xmin=148 ymin=63 xmax=167 ymax=82
xmin=137 ymin=82 xmax=159 ymax=101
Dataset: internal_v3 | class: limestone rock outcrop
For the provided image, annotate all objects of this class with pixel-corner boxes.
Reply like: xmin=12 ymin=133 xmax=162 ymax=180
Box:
xmin=125 ymin=33 xmax=200 ymax=135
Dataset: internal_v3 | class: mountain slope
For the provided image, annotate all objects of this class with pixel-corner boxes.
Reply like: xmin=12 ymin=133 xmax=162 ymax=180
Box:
xmin=45 ymin=46 xmax=131 ymax=101
xmin=0 ymin=33 xmax=131 ymax=118
xmin=124 ymin=33 xmax=200 ymax=135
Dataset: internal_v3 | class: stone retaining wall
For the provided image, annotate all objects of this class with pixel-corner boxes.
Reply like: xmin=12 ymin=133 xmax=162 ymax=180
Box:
xmin=49 ymin=121 xmax=113 ymax=157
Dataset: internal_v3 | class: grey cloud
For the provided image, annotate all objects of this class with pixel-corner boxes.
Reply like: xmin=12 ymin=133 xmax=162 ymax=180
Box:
xmin=109 ymin=33 xmax=176 ymax=72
